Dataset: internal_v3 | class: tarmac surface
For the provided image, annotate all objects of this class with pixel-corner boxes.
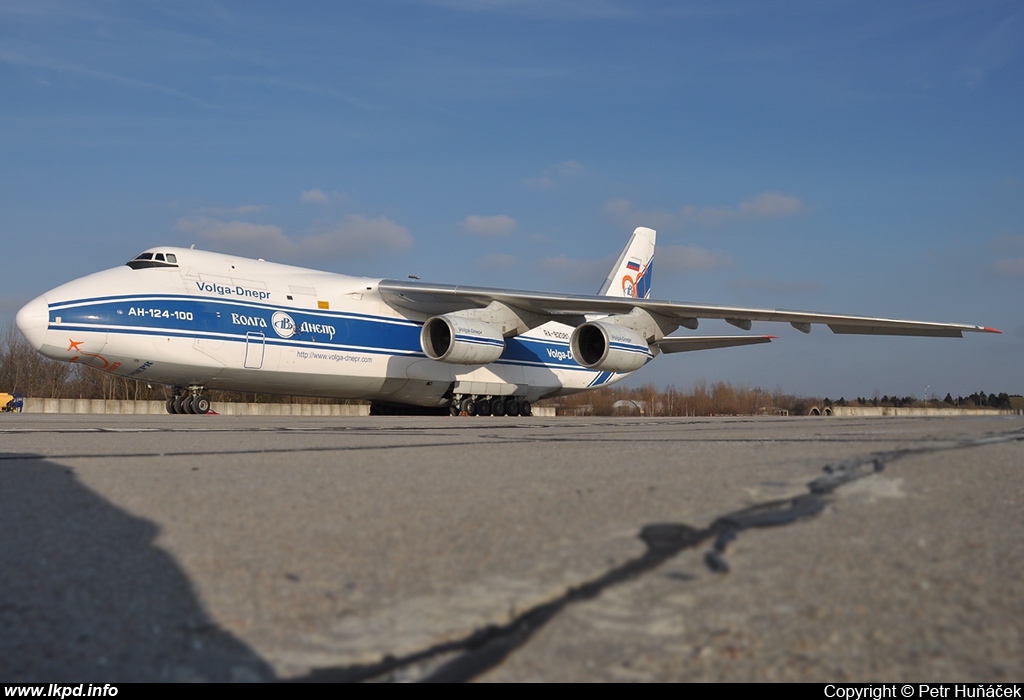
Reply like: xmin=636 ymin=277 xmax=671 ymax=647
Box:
xmin=1 ymin=414 xmax=1022 ymax=682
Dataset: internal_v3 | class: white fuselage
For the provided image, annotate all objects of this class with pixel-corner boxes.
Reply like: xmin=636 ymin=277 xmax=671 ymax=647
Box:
xmin=16 ymin=247 xmax=627 ymax=407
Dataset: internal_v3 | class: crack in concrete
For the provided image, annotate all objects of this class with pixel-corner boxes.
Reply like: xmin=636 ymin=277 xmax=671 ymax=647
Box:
xmin=291 ymin=427 xmax=1024 ymax=682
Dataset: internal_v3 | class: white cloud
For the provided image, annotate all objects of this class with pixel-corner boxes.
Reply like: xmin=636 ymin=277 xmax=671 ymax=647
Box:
xmin=729 ymin=276 xmax=825 ymax=294
xmin=300 ymin=189 xmax=330 ymax=205
xmin=992 ymin=258 xmax=1024 ymax=277
xmin=176 ymin=217 xmax=292 ymax=257
xmin=602 ymin=198 xmax=633 ymax=217
xmin=602 ymin=198 xmax=679 ymax=232
xmin=202 ymin=204 xmax=268 ymax=217
xmin=536 ymin=243 xmax=731 ymax=290
xmin=991 ymin=233 xmax=1024 ymax=253
xmin=680 ymin=192 xmax=806 ymax=226
xmin=658 ymin=244 xmax=734 ymax=272
xmin=300 ymin=189 xmax=348 ymax=205
xmin=527 ymin=160 xmax=585 ymax=189
xmin=460 ymin=214 xmax=517 ymax=237
xmin=410 ymin=0 xmax=630 ymax=20
xmin=477 ymin=253 xmax=519 ymax=268
xmin=538 ymin=254 xmax=615 ymax=289
xmin=604 ymin=192 xmax=808 ymax=231
xmin=305 ymin=215 xmax=413 ymax=258
xmin=176 ymin=214 xmax=412 ymax=261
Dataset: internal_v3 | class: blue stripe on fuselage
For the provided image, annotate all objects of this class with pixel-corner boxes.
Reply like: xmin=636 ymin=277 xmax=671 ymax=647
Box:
xmin=47 ymin=294 xmax=601 ymax=372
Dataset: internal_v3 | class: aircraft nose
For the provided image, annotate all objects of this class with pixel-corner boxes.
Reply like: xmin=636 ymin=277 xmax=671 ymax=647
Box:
xmin=16 ymin=294 xmax=49 ymax=351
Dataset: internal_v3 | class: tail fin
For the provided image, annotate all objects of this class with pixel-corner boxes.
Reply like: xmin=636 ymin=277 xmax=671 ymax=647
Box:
xmin=598 ymin=226 xmax=656 ymax=298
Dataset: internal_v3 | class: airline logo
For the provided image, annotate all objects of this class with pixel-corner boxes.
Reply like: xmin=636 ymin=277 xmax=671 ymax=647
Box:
xmin=621 ymin=259 xmax=653 ymax=299
xmin=271 ymin=311 xmax=338 ymax=340
xmin=272 ymin=311 xmax=297 ymax=338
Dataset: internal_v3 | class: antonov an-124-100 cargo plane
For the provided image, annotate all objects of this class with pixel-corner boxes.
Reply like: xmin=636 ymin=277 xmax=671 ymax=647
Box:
xmin=15 ymin=227 xmax=999 ymax=416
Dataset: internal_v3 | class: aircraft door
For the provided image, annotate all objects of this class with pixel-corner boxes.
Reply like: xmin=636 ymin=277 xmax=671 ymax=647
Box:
xmin=244 ymin=332 xmax=265 ymax=369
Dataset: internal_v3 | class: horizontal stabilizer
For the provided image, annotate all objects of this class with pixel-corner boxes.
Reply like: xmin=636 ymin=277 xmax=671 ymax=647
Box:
xmin=654 ymin=335 xmax=775 ymax=354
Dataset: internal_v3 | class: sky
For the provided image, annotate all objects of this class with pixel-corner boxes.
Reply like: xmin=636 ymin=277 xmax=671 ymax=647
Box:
xmin=1 ymin=0 xmax=1021 ymax=400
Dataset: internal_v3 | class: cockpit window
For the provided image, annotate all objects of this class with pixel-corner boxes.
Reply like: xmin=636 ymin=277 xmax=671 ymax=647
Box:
xmin=126 ymin=251 xmax=180 ymax=270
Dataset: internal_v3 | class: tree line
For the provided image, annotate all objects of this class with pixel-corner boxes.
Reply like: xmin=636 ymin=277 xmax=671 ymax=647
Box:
xmin=548 ymin=381 xmax=812 ymax=416
xmin=828 ymin=393 xmax=1016 ymax=410
xmin=549 ymin=383 xmax=1021 ymax=416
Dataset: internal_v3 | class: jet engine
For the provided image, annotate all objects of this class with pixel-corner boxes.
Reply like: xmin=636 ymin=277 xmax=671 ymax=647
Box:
xmin=421 ymin=314 xmax=505 ymax=365
xmin=570 ymin=321 xmax=650 ymax=372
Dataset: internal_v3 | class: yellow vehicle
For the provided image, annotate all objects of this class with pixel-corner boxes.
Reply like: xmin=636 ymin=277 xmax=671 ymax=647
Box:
xmin=1 ymin=392 xmax=24 ymax=413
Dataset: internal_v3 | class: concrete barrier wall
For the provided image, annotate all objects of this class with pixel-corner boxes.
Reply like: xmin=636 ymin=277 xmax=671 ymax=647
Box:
xmin=15 ymin=398 xmax=556 ymax=417
xmin=213 ymin=402 xmax=369 ymax=416
xmin=824 ymin=406 xmax=1016 ymax=417
xmin=20 ymin=398 xmax=370 ymax=416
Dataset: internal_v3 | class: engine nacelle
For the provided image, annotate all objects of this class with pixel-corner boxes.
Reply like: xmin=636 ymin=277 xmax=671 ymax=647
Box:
xmin=420 ymin=314 xmax=505 ymax=365
xmin=570 ymin=321 xmax=651 ymax=372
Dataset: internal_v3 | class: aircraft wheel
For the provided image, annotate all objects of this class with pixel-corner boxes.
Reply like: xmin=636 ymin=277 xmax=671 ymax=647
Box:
xmin=504 ymin=398 xmax=519 ymax=417
xmin=181 ymin=395 xmax=197 ymax=414
xmin=460 ymin=397 xmax=477 ymax=416
xmin=166 ymin=397 xmax=178 ymax=414
xmin=449 ymin=403 xmax=460 ymax=417
xmin=193 ymin=395 xmax=211 ymax=415
xmin=476 ymin=398 xmax=491 ymax=416
xmin=519 ymin=400 xmax=532 ymax=417
xmin=173 ymin=395 xmax=189 ymax=414
xmin=491 ymin=398 xmax=505 ymax=417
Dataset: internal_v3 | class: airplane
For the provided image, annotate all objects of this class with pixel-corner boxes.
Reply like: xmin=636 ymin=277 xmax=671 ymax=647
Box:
xmin=15 ymin=227 xmax=1000 ymax=417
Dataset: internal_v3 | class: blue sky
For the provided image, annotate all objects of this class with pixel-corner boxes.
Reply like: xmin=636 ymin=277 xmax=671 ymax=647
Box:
xmin=2 ymin=0 xmax=1021 ymax=399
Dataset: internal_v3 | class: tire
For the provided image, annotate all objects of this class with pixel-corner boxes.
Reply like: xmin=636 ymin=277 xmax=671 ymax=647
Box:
xmin=166 ymin=397 xmax=178 ymax=414
xmin=193 ymin=395 xmax=211 ymax=415
xmin=182 ymin=395 xmax=197 ymax=414
xmin=504 ymin=399 xmax=519 ymax=417
xmin=460 ymin=397 xmax=477 ymax=416
xmin=491 ymin=398 xmax=505 ymax=417
xmin=450 ymin=403 xmax=460 ymax=416
xmin=519 ymin=400 xmax=532 ymax=417
xmin=476 ymin=398 xmax=491 ymax=416
xmin=173 ymin=395 xmax=189 ymax=414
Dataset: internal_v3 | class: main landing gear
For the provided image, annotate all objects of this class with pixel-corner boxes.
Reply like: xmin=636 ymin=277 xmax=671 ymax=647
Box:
xmin=449 ymin=395 xmax=532 ymax=417
xmin=166 ymin=386 xmax=213 ymax=415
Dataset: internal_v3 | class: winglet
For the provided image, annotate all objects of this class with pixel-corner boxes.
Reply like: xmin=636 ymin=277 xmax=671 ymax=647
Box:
xmin=983 ymin=327 xmax=1003 ymax=334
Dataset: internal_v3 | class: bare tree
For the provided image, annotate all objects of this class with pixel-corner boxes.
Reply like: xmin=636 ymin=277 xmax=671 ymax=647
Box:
xmin=0 ymin=322 xmax=74 ymax=397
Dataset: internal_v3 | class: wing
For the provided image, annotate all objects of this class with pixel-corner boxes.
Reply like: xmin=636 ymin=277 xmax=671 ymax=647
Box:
xmin=377 ymin=280 xmax=1000 ymax=338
